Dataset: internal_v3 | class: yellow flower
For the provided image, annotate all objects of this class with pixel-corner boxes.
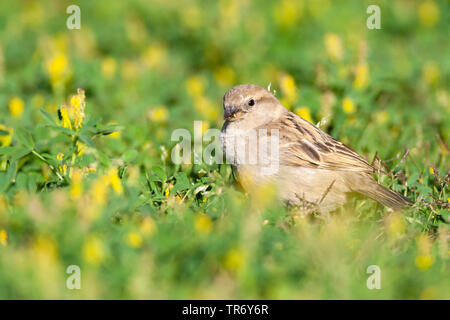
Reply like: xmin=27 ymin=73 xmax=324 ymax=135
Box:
xmin=56 ymin=153 xmax=67 ymax=175
xmin=422 ymin=61 xmax=440 ymax=85
xmin=420 ymin=286 xmax=437 ymax=300
xmin=59 ymin=106 xmax=72 ymax=129
xmin=374 ymin=110 xmax=389 ymax=124
xmin=214 ymin=66 xmax=235 ymax=87
xmin=418 ymin=1 xmax=440 ymax=27
xmin=342 ymin=97 xmax=356 ymax=114
xmin=324 ymin=33 xmax=343 ymax=62
xmin=148 ymin=106 xmax=169 ymax=123
xmin=0 ymin=125 xmax=13 ymax=146
xmin=415 ymin=254 xmax=434 ymax=271
xmin=193 ymin=96 xmax=219 ymax=121
xmin=9 ymin=97 xmax=25 ymax=118
xmin=92 ymin=175 xmax=109 ymax=207
xmin=194 ymin=214 xmax=212 ymax=235
xmin=274 ymin=0 xmax=303 ymax=29
xmin=429 ymin=167 xmax=434 ymax=175
xmin=181 ymin=6 xmax=203 ymax=30
xmin=140 ymin=217 xmax=156 ymax=236
xmin=101 ymin=57 xmax=117 ymax=79
xmin=279 ymin=73 xmax=298 ymax=107
xmin=126 ymin=231 xmax=143 ymax=248
xmin=295 ymin=107 xmax=313 ymax=123
xmin=164 ymin=184 xmax=173 ymax=197
xmin=70 ymin=168 xmax=82 ymax=200
xmin=76 ymin=142 xmax=87 ymax=156
xmin=387 ymin=213 xmax=406 ymax=237
xmin=47 ymin=52 xmax=68 ymax=81
xmin=353 ymin=62 xmax=369 ymax=90
xmin=186 ymin=75 xmax=205 ymax=98
xmin=0 ymin=229 xmax=8 ymax=246
xmin=108 ymin=167 xmax=123 ymax=195
xmin=121 ymin=60 xmax=139 ymax=81
xmin=70 ymin=88 xmax=86 ymax=129
xmin=142 ymin=43 xmax=167 ymax=69
xmin=83 ymin=236 xmax=105 ymax=266
xmin=224 ymin=248 xmax=245 ymax=272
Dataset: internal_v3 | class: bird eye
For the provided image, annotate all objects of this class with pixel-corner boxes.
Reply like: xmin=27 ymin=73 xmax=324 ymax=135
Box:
xmin=248 ymin=99 xmax=255 ymax=106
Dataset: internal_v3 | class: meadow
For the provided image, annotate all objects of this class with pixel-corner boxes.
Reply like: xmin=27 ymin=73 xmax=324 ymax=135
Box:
xmin=0 ymin=0 xmax=448 ymax=299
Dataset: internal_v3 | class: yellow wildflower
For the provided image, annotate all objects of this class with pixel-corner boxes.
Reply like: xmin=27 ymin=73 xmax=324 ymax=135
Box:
xmin=415 ymin=254 xmax=434 ymax=270
xmin=140 ymin=217 xmax=156 ymax=236
xmin=279 ymin=73 xmax=298 ymax=107
xmin=420 ymin=286 xmax=437 ymax=300
xmin=353 ymin=62 xmax=369 ymax=89
xmin=429 ymin=167 xmax=434 ymax=175
xmin=181 ymin=6 xmax=203 ymax=30
xmin=148 ymin=106 xmax=169 ymax=123
xmin=83 ymin=236 xmax=105 ymax=266
xmin=108 ymin=167 xmax=123 ymax=195
xmin=387 ymin=213 xmax=406 ymax=237
xmin=92 ymin=175 xmax=109 ymax=206
xmin=165 ymin=184 xmax=173 ymax=197
xmin=193 ymin=96 xmax=219 ymax=121
xmin=70 ymin=88 xmax=86 ymax=129
xmin=101 ymin=57 xmax=117 ymax=79
xmin=214 ymin=66 xmax=235 ymax=87
xmin=70 ymin=168 xmax=82 ymax=200
xmin=418 ymin=1 xmax=440 ymax=27
xmin=9 ymin=97 xmax=25 ymax=118
xmin=194 ymin=214 xmax=212 ymax=235
xmin=186 ymin=75 xmax=205 ymax=97
xmin=142 ymin=43 xmax=167 ymax=69
xmin=422 ymin=61 xmax=440 ymax=85
xmin=295 ymin=107 xmax=313 ymax=123
xmin=374 ymin=110 xmax=389 ymax=124
xmin=324 ymin=33 xmax=343 ymax=62
xmin=274 ymin=0 xmax=303 ymax=29
xmin=342 ymin=97 xmax=356 ymax=114
xmin=0 ymin=229 xmax=7 ymax=246
xmin=121 ymin=60 xmax=139 ymax=81
xmin=126 ymin=231 xmax=143 ymax=248
xmin=224 ymin=248 xmax=245 ymax=272
xmin=56 ymin=153 xmax=67 ymax=175
xmin=76 ymin=142 xmax=87 ymax=156
xmin=59 ymin=106 xmax=72 ymax=129
xmin=0 ymin=125 xmax=13 ymax=146
xmin=47 ymin=52 xmax=68 ymax=81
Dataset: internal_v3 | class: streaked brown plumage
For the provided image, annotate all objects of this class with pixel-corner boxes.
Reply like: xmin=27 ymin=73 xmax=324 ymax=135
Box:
xmin=220 ymin=84 xmax=412 ymax=213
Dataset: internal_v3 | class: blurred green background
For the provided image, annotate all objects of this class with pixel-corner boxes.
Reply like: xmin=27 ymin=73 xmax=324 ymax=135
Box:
xmin=0 ymin=0 xmax=448 ymax=299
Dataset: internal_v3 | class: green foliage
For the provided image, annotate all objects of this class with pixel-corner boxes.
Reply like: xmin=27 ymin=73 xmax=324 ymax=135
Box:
xmin=0 ymin=0 xmax=448 ymax=299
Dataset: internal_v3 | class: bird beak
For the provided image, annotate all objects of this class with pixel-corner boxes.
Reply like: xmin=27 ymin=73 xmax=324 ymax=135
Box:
xmin=224 ymin=105 xmax=239 ymax=120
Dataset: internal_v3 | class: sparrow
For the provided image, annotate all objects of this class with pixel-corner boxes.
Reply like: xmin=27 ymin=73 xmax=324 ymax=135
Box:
xmin=220 ymin=84 xmax=412 ymax=213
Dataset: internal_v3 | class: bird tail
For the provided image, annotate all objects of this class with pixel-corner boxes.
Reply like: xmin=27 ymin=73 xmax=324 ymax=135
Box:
xmin=358 ymin=181 xmax=413 ymax=211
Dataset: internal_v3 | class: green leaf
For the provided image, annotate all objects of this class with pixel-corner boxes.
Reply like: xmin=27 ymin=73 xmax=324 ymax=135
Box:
xmin=150 ymin=166 xmax=167 ymax=182
xmin=172 ymin=172 xmax=190 ymax=194
xmin=0 ymin=146 xmax=15 ymax=156
xmin=78 ymin=132 xmax=94 ymax=147
xmin=39 ymin=109 xmax=56 ymax=125
xmin=15 ymin=128 xmax=34 ymax=149
xmin=11 ymin=147 xmax=32 ymax=161
xmin=47 ymin=125 xmax=76 ymax=136
xmin=123 ymin=150 xmax=138 ymax=163
xmin=0 ymin=129 xmax=10 ymax=136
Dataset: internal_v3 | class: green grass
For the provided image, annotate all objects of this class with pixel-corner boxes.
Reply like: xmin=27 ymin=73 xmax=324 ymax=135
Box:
xmin=0 ymin=0 xmax=448 ymax=299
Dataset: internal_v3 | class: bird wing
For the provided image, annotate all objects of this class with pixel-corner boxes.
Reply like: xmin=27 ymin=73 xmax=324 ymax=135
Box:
xmin=259 ymin=111 xmax=376 ymax=173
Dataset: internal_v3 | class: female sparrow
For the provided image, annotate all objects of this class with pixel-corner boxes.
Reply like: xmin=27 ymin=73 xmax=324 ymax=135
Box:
xmin=220 ymin=84 xmax=412 ymax=213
